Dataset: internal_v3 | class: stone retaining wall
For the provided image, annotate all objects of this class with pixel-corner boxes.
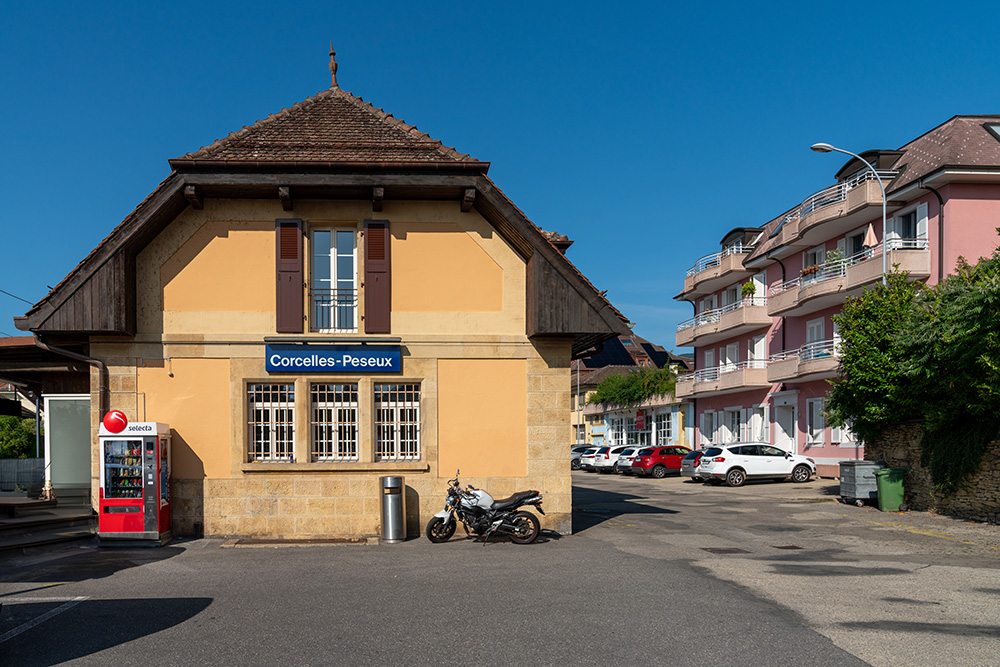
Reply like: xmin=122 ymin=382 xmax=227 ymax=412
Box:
xmin=865 ymin=422 xmax=1000 ymax=523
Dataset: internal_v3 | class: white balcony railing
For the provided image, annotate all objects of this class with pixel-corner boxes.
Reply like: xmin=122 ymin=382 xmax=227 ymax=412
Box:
xmin=770 ymin=339 xmax=838 ymax=362
xmin=684 ymin=241 xmax=754 ymax=277
xmin=677 ymin=297 xmax=767 ymax=331
xmin=678 ymin=359 xmax=768 ymax=383
xmin=796 ymin=169 xmax=899 ymax=222
xmin=769 ymin=237 xmax=928 ymax=296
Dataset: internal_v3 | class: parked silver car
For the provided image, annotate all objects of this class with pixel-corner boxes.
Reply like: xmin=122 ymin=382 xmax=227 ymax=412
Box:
xmin=571 ymin=445 xmax=591 ymax=470
xmin=680 ymin=449 xmax=708 ymax=481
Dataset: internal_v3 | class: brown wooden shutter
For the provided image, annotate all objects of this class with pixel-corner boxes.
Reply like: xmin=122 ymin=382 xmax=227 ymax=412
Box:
xmin=364 ymin=220 xmax=391 ymax=333
xmin=275 ymin=219 xmax=303 ymax=333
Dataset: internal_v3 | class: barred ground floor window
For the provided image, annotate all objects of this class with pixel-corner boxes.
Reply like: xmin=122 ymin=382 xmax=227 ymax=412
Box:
xmin=374 ymin=383 xmax=421 ymax=461
xmin=311 ymin=383 xmax=359 ymax=461
xmin=248 ymin=383 xmax=295 ymax=462
xmin=246 ymin=380 xmax=422 ymax=464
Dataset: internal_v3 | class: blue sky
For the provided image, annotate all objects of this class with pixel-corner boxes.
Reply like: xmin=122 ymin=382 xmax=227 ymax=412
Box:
xmin=3 ymin=1 xmax=1000 ymax=349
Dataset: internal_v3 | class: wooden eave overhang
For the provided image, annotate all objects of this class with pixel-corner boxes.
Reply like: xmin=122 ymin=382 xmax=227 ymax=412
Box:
xmin=0 ymin=336 xmax=90 ymax=392
xmin=16 ymin=169 xmax=629 ymax=357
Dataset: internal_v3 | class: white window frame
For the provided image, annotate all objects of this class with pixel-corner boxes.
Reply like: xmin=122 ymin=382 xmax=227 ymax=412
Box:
xmin=804 ymin=244 xmax=826 ymax=268
xmin=700 ymin=411 xmax=716 ymax=445
xmin=888 ymin=202 xmax=929 ymax=248
xmin=311 ymin=228 xmax=358 ymax=333
xmin=374 ymin=383 xmax=421 ymax=461
xmin=749 ymin=334 xmax=766 ymax=366
xmin=248 ymin=383 xmax=296 ymax=462
xmin=722 ymin=407 xmax=743 ymax=443
xmin=806 ymin=398 xmax=825 ymax=446
xmin=704 ymin=348 xmax=715 ymax=370
xmin=722 ymin=284 xmax=739 ymax=307
xmin=722 ymin=342 xmax=738 ymax=372
xmin=654 ymin=412 xmax=672 ymax=446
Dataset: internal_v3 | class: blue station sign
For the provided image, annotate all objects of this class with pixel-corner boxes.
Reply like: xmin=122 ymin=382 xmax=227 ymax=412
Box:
xmin=266 ymin=345 xmax=402 ymax=373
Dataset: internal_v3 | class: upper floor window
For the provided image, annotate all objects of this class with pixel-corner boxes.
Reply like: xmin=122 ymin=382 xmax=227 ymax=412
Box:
xmin=311 ymin=229 xmax=357 ymax=333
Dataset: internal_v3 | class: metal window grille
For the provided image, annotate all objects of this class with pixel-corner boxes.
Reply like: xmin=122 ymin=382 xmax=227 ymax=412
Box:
xmin=374 ymin=383 xmax=421 ymax=461
xmin=311 ymin=383 xmax=359 ymax=461
xmin=247 ymin=384 xmax=295 ymax=462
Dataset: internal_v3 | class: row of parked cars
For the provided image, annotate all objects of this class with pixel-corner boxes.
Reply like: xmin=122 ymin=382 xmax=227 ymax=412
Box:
xmin=571 ymin=442 xmax=817 ymax=486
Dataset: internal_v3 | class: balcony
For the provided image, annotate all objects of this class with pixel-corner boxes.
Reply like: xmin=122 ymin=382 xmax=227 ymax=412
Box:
xmin=676 ymin=360 xmax=770 ymax=399
xmin=766 ymin=170 xmax=900 ymax=258
xmin=310 ymin=288 xmax=358 ymax=333
xmin=768 ymin=339 xmax=839 ymax=383
xmin=768 ymin=240 xmax=930 ymax=317
xmin=676 ymin=297 xmax=770 ymax=347
xmin=677 ymin=243 xmax=754 ymax=299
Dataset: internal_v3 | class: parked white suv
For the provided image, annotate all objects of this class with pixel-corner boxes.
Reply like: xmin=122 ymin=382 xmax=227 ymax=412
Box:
xmin=592 ymin=445 xmax=630 ymax=474
xmin=698 ymin=443 xmax=815 ymax=487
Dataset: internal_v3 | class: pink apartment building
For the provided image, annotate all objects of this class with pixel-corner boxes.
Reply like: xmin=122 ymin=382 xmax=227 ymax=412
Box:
xmin=674 ymin=116 xmax=1000 ymax=477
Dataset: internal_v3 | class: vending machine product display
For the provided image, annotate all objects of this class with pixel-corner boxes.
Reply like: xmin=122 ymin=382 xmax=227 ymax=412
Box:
xmin=98 ymin=421 xmax=172 ymax=545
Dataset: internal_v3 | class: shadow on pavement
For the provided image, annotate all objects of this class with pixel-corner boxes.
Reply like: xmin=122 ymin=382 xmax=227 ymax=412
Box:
xmin=0 ymin=546 xmax=185 ymax=589
xmin=2 ymin=596 xmax=213 ymax=665
xmin=573 ymin=485 xmax=678 ymax=533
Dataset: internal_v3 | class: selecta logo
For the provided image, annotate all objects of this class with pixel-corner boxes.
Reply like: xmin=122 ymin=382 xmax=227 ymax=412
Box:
xmin=102 ymin=410 xmax=128 ymax=434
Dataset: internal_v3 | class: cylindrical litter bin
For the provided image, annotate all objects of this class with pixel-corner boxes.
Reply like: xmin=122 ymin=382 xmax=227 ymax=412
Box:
xmin=874 ymin=468 xmax=907 ymax=512
xmin=380 ymin=476 xmax=406 ymax=543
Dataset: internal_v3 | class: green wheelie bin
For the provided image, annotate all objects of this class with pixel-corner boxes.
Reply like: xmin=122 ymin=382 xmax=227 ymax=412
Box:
xmin=874 ymin=468 xmax=908 ymax=511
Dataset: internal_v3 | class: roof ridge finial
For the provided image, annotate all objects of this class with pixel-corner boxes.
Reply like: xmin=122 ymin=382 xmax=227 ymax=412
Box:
xmin=329 ymin=42 xmax=338 ymax=89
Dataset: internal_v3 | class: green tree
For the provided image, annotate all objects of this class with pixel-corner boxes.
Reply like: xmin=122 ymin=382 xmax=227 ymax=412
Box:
xmin=826 ymin=270 xmax=922 ymax=444
xmin=588 ymin=367 xmax=677 ymax=406
xmin=0 ymin=416 xmax=38 ymax=459
xmin=896 ymin=249 xmax=1000 ymax=492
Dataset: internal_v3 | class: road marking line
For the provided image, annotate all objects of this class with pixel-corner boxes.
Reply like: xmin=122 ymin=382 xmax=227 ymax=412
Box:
xmin=0 ymin=596 xmax=89 ymax=644
xmin=844 ymin=514 xmax=998 ymax=549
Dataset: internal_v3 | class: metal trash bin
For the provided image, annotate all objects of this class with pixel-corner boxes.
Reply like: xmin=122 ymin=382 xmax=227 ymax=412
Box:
xmin=874 ymin=468 xmax=908 ymax=512
xmin=839 ymin=460 xmax=885 ymax=506
xmin=380 ymin=476 xmax=406 ymax=543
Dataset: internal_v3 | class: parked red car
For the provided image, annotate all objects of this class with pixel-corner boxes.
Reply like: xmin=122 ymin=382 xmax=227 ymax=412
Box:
xmin=630 ymin=446 xmax=693 ymax=478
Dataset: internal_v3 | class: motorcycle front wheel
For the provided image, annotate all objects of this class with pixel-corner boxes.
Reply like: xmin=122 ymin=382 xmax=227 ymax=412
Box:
xmin=508 ymin=510 xmax=540 ymax=544
xmin=426 ymin=516 xmax=456 ymax=543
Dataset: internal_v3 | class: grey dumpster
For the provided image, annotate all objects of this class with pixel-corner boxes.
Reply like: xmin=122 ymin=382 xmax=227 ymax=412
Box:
xmin=380 ymin=476 xmax=406 ymax=543
xmin=839 ymin=460 xmax=885 ymax=506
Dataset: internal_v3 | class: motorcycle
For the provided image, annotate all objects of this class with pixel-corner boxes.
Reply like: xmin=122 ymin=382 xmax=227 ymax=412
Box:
xmin=426 ymin=471 xmax=544 ymax=544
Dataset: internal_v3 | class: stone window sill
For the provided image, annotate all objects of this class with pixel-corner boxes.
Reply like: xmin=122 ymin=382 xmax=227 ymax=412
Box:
xmin=241 ymin=462 xmax=428 ymax=473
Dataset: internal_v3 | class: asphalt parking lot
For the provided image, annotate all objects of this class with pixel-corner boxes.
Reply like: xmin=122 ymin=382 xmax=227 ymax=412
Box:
xmin=0 ymin=471 xmax=997 ymax=666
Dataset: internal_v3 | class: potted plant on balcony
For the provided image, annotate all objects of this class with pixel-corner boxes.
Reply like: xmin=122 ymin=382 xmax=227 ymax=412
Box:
xmin=800 ymin=265 xmax=819 ymax=276
xmin=825 ymin=248 xmax=846 ymax=269
xmin=741 ymin=281 xmax=757 ymax=304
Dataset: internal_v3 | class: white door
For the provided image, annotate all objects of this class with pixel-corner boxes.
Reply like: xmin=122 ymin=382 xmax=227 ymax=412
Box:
xmin=775 ymin=405 xmax=797 ymax=454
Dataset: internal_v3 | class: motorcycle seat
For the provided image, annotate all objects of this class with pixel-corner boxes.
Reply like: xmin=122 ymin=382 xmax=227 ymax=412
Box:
xmin=491 ymin=490 xmax=539 ymax=511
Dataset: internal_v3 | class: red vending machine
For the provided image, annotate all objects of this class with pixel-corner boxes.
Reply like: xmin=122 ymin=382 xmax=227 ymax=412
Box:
xmin=98 ymin=420 xmax=172 ymax=545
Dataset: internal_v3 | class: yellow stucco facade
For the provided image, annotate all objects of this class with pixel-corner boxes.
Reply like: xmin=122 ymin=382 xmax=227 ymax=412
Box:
xmin=87 ymin=198 xmax=575 ymax=539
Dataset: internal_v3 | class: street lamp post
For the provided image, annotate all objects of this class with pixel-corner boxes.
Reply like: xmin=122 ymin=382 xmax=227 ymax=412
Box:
xmin=810 ymin=143 xmax=888 ymax=286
